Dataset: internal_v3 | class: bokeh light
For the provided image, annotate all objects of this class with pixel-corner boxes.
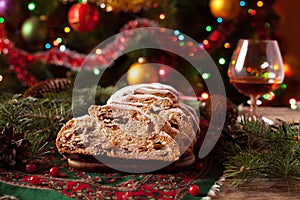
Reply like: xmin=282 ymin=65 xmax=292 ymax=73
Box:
xmin=217 ymin=17 xmax=223 ymax=23
xmin=159 ymin=13 xmax=166 ymax=20
xmin=206 ymin=26 xmax=212 ymax=32
xmin=93 ymin=68 xmax=100 ymax=75
xmin=64 ymin=26 xmax=71 ymax=33
xmin=219 ymin=58 xmax=226 ymax=65
xmin=28 ymin=2 xmax=36 ymax=11
xmin=240 ymin=1 xmax=246 ymax=7
xmin=202 ymin=72 xmax=211 ymax=80
xmin=257 ymin=1 xmax=263 ymax=7
xmin=45 ymin=43 xmax=51 ymax=49
xmin=224 ymin=42 xmax=230 ymax=49
xmin=201 ymin=92 xmax=209 ymax=100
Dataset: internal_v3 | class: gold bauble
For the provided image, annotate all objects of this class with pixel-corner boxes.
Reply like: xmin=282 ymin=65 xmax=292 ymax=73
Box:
xmin=21 ymin=16 xmax=48 ymax=44
xmin=209 ymin=0 xmax=241 ymax=21
xmin=127 ymin=62 xmax=158 ymax=85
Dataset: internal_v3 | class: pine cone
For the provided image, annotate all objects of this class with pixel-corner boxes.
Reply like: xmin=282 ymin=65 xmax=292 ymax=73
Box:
xmin=23 ymin=78 xmax=72 ymax=98
xmin=204 ymin=94 xmax=238 ymax=127
xmin=0 ymin=129 xmax=31 ymax=167
xmin=222 ymin=125 xmax=249 ymax=147
xmin=0 ymin=135 xmax=17 ymax=166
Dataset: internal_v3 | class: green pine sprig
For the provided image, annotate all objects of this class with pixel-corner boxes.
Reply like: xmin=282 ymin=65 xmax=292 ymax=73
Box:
xmin=0 ymin=85 xmax=117 ymax=157
xmin=216 ymin=115 xmax=300 ymax=188
xmin=0 ymin=93 xmax=72 ymax=155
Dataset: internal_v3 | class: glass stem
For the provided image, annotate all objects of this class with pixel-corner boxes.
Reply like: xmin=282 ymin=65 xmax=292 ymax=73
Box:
xmin=249 ymin=95 xmax=259 ymax=115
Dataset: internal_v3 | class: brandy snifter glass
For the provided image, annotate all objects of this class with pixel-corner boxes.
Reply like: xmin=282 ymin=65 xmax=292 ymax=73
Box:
xmin=228 ymin=39 xmax=285 ymax=115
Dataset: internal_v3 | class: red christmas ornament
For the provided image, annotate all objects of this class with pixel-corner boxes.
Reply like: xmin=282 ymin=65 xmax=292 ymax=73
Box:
xmin=26 ymin=163 xmax=37 ymax=173
xmin=68 ymin=3 xmax=99 ymax=32
xmin=189 ymin=184 xmax=200 ymax=196
xmin=28 ymin=175 xmax=40 ymax=185
xmin=49 ymin=167 xmax=60 ymax=177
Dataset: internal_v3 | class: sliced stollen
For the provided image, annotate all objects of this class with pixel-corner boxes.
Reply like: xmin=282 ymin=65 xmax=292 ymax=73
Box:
xmin=56 ymin=83 xmax=200 ymax=172
xmin=156 ymin=108 xmax=196 ymax=155
xmin=56 ymin=104 xmax=180 ymax=162
xmin=88 ymin=104 xmax=180 ymax=161
xmin=55 ymin=115 xmax=106 ymax=161
xmin=107 ymin=83 xmax=199 ymax=155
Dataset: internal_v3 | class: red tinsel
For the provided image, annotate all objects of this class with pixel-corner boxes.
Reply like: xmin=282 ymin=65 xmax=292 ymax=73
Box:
xmin=0 ymin=18 xmax=160 ymax=86
xmin=0 ymin=18 xmax=236 ymax=86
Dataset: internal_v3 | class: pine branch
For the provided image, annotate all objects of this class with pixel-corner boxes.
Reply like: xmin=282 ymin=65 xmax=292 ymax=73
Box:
xmin=224 ymin=150 xmax=270 ymax=187
xmin=0 ymin=85 xmax=116 ymax=156
xmin=0 ymin=93 xmax=72 ymax=155
xmin=217 ymin=116 xmax=300 ymax=188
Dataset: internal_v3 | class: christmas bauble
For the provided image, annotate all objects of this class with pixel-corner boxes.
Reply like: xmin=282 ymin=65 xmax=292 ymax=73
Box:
xmin=0 ymin=0 xmax=19 ymax=17
xmin=68 ymin=3 xmax=99 ymax=32
xmin=127 ymin=62 xmax=158 ymax=85
xmin=21 ymin=16 xmax=48 ymax=44
xmin=209 ymin=0 xmax=241 ymax=21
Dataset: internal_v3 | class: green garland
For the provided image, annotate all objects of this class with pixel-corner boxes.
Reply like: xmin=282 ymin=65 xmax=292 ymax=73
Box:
xmin=215 ymin=115 xmax=300 ymax=188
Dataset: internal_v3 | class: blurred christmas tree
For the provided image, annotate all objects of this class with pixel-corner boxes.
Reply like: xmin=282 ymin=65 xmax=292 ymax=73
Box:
xmin=0 ymin=0 xmax=292 ymax=106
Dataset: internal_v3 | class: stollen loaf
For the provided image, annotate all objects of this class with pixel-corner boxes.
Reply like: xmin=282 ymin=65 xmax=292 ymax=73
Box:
xmin=56 ymin=83 xmax=199 ymax=166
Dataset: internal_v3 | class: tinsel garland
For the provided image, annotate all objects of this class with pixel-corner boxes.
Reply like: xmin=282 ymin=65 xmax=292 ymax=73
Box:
xmin=0 ymin=18 xmax=236 ymax=86
xmin=0 ymin=18 xmax=160 ymax=86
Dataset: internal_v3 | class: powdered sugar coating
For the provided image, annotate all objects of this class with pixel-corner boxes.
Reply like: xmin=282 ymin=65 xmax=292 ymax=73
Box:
xmin=107 ymin=83 xmax=199 ymax=153
xmin=107 ymin=83 xmax=179 ymax=106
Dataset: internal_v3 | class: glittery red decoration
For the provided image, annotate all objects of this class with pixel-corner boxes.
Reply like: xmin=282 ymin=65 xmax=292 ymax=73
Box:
xmin=68 ymin=3 xmax=99 ymax=32
xmin=0 ymin=17 xmax=235 ymax=86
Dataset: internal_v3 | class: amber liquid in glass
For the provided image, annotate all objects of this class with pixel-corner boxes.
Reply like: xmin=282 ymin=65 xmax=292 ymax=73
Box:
xmin=230 ymin=76 xmax=280 ymax=96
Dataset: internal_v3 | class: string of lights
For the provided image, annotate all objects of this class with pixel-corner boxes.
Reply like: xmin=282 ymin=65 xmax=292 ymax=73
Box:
xmin=0 ymin=0 xmax=292 ymax=105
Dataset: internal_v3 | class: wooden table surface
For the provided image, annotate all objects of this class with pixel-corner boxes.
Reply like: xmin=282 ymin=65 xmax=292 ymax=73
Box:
xmin=256 ymin=107 xmax=300 ymax=123
xmin=214 ymin=107 xmax=300 ymax=199
xmin=214 ymin=179 xmax=300 ymax=199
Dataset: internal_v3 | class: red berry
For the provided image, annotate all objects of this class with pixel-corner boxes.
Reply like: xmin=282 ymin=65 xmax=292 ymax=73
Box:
xmin=49 ymin=167 xmax=60 ymax=177
xmin=193 ymin=162 xmax=204 ymax=172
xmin=59 ymin=172 xmax=67 ymax=178
xmin=26 ymin=163 xmax=37 ymax=173
xmin=189 ymin=184 xmax=200 ymax=196
xmin=28 ymin=175 xmax=40 ymax=185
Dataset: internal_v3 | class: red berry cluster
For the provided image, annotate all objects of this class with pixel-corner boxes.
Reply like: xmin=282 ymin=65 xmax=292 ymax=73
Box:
xmin=25 ymin=163 xmax=62 ymax=185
